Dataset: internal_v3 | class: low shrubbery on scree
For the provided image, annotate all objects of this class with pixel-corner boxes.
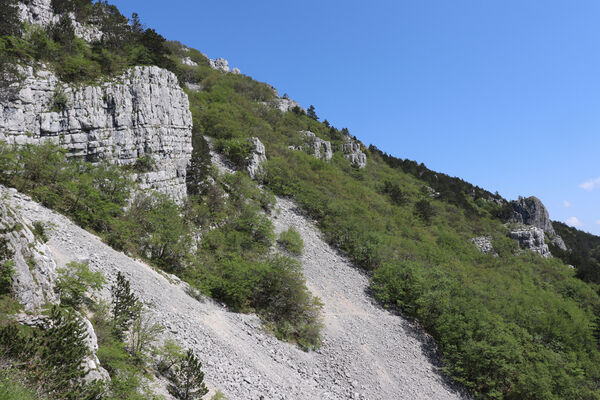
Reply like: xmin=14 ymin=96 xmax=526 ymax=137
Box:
xmin=0 ymin=142 xmax=322 ymax=351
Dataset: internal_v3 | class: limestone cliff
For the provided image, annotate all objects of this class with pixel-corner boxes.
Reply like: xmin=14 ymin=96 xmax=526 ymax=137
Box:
xmin=0 ymin=65 xmax=193 ymax=202
xmin=511 ymin=196 xmax=567 ymax=250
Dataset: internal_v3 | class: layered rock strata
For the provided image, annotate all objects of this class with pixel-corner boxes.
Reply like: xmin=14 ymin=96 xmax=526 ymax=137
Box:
xmin=0 ymin=65 xmax=193 ymax=202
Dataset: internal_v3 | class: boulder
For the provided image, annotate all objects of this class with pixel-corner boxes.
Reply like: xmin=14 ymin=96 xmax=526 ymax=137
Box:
xmin=342 ymin=141 xmax=367 ymax=168
xmin=509 ymin=225 xmax=552 ymax=258
xmin=246 ymin=137 xmax=266 ymax=180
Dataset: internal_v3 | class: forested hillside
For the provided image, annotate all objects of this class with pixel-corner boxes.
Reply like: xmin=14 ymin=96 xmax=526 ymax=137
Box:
xmin=1 ymin=0 xmax=600 ymax=399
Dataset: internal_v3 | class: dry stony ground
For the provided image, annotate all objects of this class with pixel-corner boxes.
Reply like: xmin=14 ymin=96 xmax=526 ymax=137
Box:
xmin=2 ymin=149 xmax=468 ymax=399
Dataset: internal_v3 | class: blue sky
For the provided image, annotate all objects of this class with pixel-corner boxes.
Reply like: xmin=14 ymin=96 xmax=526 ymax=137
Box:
xmin=112 ymin=0 xmax=600 ymax=234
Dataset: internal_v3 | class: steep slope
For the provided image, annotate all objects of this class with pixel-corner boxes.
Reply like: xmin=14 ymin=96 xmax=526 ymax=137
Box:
xmin=2 ymin=181 xmax=465 ymax=399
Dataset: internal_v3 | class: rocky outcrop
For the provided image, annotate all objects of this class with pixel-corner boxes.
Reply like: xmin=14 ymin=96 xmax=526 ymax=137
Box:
xmin=18 ymin=0 xmax=103 ymax=42
xmin=470 ymin=236 xmax=497 ymax=256
xmin=510 ymin=196 xmax=567 ymax=250
xmin=342 ymin=140 xmax=367 ymax=168
xmin=0 ymin=65 xmax=193 ymax=202
xmin=273 ymin=97 xmax=303 ymax=112
xmin=81 ymin=316 xmax=111 ymax=382
xmin=0 ymin=190 xmax=57 ymax=311
xmin=209 ymin=57 xmax=230 ymax=73
xmin=181 ymin=57 xmax=198 ymax=67
xmin=289 ymin=131 xmax=333 ymax=161
xmin=246 ymin=137 xmax=266 ymax=179
xmin=509 ymin=225 xmax=552 ymax=258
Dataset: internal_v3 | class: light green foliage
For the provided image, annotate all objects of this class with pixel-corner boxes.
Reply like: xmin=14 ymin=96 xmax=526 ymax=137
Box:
xmin=156 ymin=338 xmax=184 ymax=373
xmin=0 ymin=370 xmax=37 ymax=400
xmin=277 ymin=227 xmax=304 ymax=255
xmin=211 ymin=391 xmax=228 ymax=400
xmin=55 ymin=261 xmax=105 ymax=310
xmin=128 ymin=307 xmax=163 ymax=361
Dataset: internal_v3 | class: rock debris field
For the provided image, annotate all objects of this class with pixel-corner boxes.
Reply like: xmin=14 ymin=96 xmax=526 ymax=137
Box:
xmin=4 ymin=182 xmax=467 ymax=399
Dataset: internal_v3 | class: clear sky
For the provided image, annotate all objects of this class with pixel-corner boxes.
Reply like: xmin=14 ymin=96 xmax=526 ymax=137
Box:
xmin=111 ymin=0 xmax=600 ymax=234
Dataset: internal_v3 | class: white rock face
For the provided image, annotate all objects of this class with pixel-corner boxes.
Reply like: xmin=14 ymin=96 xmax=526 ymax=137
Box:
xmin=470 ymin=236 xmax=497 ymax=256
xmin=293 ymin=131 xmax=333 ymax=161
xmin=181 ymin=57 xmax=198 ymax=67
xmin=82 ymin=316 xmax=111 ymax=382
xmin=246 ymin=137 xmax=266 ymax=179
xmin=510 ymin=196 xmax=567 ymax=251
xmin=0 ymin=65 xmax=193 ymax=202
xmin=342 ymin=140 xmax=367 ymax=168
xmin=18 ymin=0 xmax=103 ymax=42
xmin=209 ymin=57 xmax=230 ymax=73
xmin=509 ymin=225 xmax=552 ymax=258
xmin=0 ymin=190 xmax=57 ymax=311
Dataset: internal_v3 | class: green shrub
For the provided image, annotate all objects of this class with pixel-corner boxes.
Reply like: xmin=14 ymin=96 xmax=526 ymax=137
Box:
xmin=32 ymin=221 xmax=48 ymax=243
xmin=55 ymin=261 xmax=105 ymax=310
xmin=277 ymin=227 xmax=304 ymax=255
xmin=215 ymin=138 xmax=253 ymax=168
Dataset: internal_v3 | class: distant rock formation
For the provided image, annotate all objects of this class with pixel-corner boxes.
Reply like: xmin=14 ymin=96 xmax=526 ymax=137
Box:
xmin=18 ymin=0 xmax=103 ymax=42
xmin=470 ymin=236 xmax=497 ymax=256
xmin=209 ymin=57 xmax=230 ymax=73
xmin=181 ymin=56 xmax=198 ymax=67
xmin=0 ymin=65 xmax=193 ymax=203
xmin=246 ymin=137 xmax=266 ymax=179
xmin=509 ymin=225 xmax=552 ymax=258
xmin=510 ymin=196 xmax=567 ymax=250
xmin=342 ymin=140 xmax=367 ymax=168
xmin=289 ymin=131 xmax=333 ymax=162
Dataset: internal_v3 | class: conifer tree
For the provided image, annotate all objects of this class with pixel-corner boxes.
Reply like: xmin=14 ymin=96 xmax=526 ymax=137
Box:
xmin=169 ymin=349 xmax=209 ymax=400
xmin=307 ymin=105 xmax=318 ymax=121
xmin=111 ymin=271 xmax=139 ymax=340
xmin=39 ymin=306 xmax=90 ymax=396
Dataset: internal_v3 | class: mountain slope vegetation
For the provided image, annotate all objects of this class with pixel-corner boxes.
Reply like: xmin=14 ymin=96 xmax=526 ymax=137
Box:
xmin=2 ymin=0 xmax=600 ymax=399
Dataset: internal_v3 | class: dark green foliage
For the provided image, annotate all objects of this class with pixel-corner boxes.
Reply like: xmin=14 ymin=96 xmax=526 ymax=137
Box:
xmin=380 ymin=180 xmax=408 ymax=206
xmin=168 ymin=349 xmax=208 ymax=400
xmin=51 ymin=87 xmax=69 ymax=112
xmin=55 ymin=261 xmax=105 ymax=310
xmin=38 ymin=306 xmax=90 ymax=395
xmin=278 ymin=227 xmax=304 ymax=255
xmin=186 ymin=134 xmax=211 ymax=195
xmin=32 ymin=221 xmax=48 ymax=243
xmin=414 ymin=199 xmax=434 ymax=223
xmin=131 ymin=154 xmax=155 ymax=173
xmin=0 ymin=237 xmax=15 ymax=295
xmin=307 ymin=105 xmax=318 ymax=121
xmin=110 ymin=272 xmax=139 ymax=340
xmin=49 ymin=14 xmax=75 ymax=51
xmin=215 ymin=138 xmax=253 ymax=168
xmin=551 ymin=221 xmax=600 ymax=284
xmin=0 ymin=0 xmax=22 ymax=37
xmin=369 ymin=144 xmax=504 ymax=216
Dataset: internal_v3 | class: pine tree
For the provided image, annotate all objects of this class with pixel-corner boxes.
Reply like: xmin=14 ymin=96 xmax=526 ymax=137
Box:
xmin=39 ymin=306 xmax=90 ymax=396
xmin=169 ymin=349 xmax=209 ymax=400
xmin=111 ymin=271 xmax=139 ymax=340
xmin=307 ymin=105 xmax=318 ymax=121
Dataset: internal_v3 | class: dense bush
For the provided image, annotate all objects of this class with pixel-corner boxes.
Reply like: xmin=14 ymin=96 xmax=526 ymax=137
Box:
xmin=278 ymin=227 xmax=304 ymax=255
